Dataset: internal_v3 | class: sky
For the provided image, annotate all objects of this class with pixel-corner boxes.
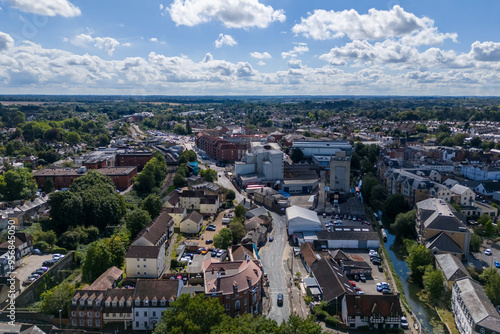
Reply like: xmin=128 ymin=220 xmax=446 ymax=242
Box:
xmin=1 ymin=0 xmax=500 ymax=96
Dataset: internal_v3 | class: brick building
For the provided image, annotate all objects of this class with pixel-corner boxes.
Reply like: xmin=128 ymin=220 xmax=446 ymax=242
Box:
xmin=203 ymin=258 xmax=263 ymax=317
xmin=195 ymin=133 xmax=247 ymax=162
xmin=115 ymin=151 xmax=154 ymax=171
xmin=33 ymin=167 xmax=137 ymax=191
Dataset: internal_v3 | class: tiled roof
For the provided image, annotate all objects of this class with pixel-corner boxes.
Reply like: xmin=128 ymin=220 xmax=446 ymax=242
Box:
xmin=310 ymin=257 xmax=355 ymax=303
xmin=203 ymin=259 xmax=262 ymax=295
xmin=345 ymin=294 xmax=402 ymax=317
xmin=300 ymin=242 xmax=319 ymax=268
xmin=88 ymin=266 xmax=123 ymax=290
xmin=134 ymin=279 xmax=180 ymax=306
xmin=125 ymin=245 xmax=162 ymax=259
xmin=435 ymin=254 xmax=470 ymax=281
xmin=426 ymin=232 xmax=464 ymax=255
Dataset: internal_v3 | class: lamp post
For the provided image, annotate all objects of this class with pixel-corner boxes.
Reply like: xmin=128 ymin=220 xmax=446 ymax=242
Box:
xmin=59 ymin=309 xmax=62 ymax=328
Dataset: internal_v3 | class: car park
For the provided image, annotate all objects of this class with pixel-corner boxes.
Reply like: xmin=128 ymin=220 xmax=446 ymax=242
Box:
xmin=277 ymin=293 xmax=283 ymax=306
xmin=401 ymin=316 xmax=409 ymax=329
xmin=485 ymin=249 xmax=492 ymax=255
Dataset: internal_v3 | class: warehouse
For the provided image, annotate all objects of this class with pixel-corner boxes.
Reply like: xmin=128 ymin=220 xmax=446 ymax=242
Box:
xmin=310 ymin=228 xmax=380 ymax=250
xmin=286 ymin=206 xmax=322 ymax=237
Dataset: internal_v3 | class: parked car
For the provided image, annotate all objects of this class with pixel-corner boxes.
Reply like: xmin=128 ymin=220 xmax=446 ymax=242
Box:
xmin=39 ymin=266 xmax=49 ymax=272
xmin=323 ymin=213 xmax=326 ymax=218
xmin=206 ymin=226 xmax=216 ymax=231
xmin=217 ymin=250 xmax=224 ymax=257
xmin=52 ymin=253 xmax=64 ymax=261
xmin=205 ymin=239 xmax=213 ymax=244
xmin=357 ymin=290 xmax=365 ymax=295
xmin=495 ymin=261 xmax=500 ymax=268
xmin=32 ymin=249 xmax=42 ymax=254
xmin=269 ymin=236 xmax=274 ymax=242
xmin=42 ymin=260 xmax=56 ymax=267
xmin=376 ymin=283 xmax=390 ymax=292
xmin=33 ymin=269 xmax=46 ymax=275
xmin=378 ymin=265 xmax=383 ymax=272
xmin=354 ymin=286 xmax=361 ymax=291
xmin=381 ymin=288 xmax=392 ymax=294
xmin=372 ymin=259 xmax=381 ymax=265
xmin=359 ymin=274 xmax=366 ymax=282
xmin=369 ymin=249 xmax=378 ymax=256
xmin=211 ymin=249 xmax=218 ymax=257
xmin=277 ymin=293 xmax=283 ymax=307
xmin=401 ymin=316 xmax=409 ymax=329
xmin=485 ymin=249 xmax=492 ymax=255
xmin=349 ymin=280 xmax=356 ymax=287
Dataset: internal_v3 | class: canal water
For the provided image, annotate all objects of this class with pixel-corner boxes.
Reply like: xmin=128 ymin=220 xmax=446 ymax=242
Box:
xmin=384 ymin=231 xmax=444 ymax=334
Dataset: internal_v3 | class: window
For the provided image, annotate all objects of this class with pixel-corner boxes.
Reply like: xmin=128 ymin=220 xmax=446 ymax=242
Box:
xmin=135 ymin=300 xmax=140 ymax=306
xmin=95 ymin=320 xmax=100 ymax=327
xmin=137 ymin=271 xmax=140 ymax=275
xmin=87 ymin=312 xmax=92 ymax=317
xmin=144 ymin=272 xmax=147 ymax=275
xmin=144 ymin=299 xmax=149 ymax=306
xmin=88 ymin=300 xmax=93 ymax=306
xmin=144 ymin=322 xmax=148 ymax=328
xmin=72 ymin=299 xmax=77 ymax=306
xmin=144 ymin=311 xmax=147 ymax=316
xmin=143 ymin=258 xmax=147 ymax=261
xmin=235 ymin=300 xmax=240 ymax=310
xmin=79 ymin=319 xmax=84 ymax=326
xmin=136 ymin=322 xmax=139 ymax=328
xmin=153 ymin=311 xmax=156 ymax=317
xmin=113 ymin=313 xmax=116 ymax=317
xmin=96 ymin=300 xmax=100 ymax=307
xmin=244 ymin=298 xmax=247 ymax=306
xmin=80 ymin=299 xmax=85 ymax=306
xmin=160 ymin=300 xmax=166 ymax=306
xmin=152 ymin=299 xmax=157 ymax=306
xmin=72 ymin=319 xmax=77 ymax=326
xmin=87 ymin=319 xmax=92 ymax=327
xmin=226 ymin=304 xmax=230 ymax=310
xmin=105 ymin=300 xmax=110 ymax=307
xmin=127 ymin=301 xmax=132 ymax=307
xmin=137 ymin=265 xmax=140 ymax=268
xmin=144 ymin=265 xmax=147 ymax=268
xmin=119 ymin=300 xmax=124 ymax=307
xmin=120 ymin=313 xmax=123 ymax=317
xmin=71 ymin=311 xmax=76 ymax=316
xmin=137 ymin=258 xmax=140 ymax=261
xmin=112 ymin=301 xmax=117 ymax=307
xmin=135 ymin=311 xmax=139 ymax=317
xmin=79 ymin=312 xmax=84 ymax=317
xmin=95 ymin=312 xmax=100 ymax=317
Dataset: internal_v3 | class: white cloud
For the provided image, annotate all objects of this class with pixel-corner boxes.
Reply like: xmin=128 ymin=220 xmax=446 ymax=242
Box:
xmin=214 ymin=34 xmax=237 ymax=48
xmin=150 ymin=38 xmax=158 ymax=42
xmin=257 ymin=61 xmax=265 ymax=66
xmin=250 ymin=51 xmax=271 ymax=59
xmin=4 ymin=0 xmax=81 ymax=17
xmin=0 ymin=32 xmax=14 ymax=51
xmin=281 ymin=45 xmax=309 ymax=59
xmin=293 ymin=5 xmax=436 ymax=41
xmin=469 ymin=41 xmax=500 ymax=62
xmin=122 ymin=43 xmax=132 ymax=47
xmin=167 ymin=0 xmax=285 ymax=29
xmin=401 ymin=27 xmax=457 ymax=46
xmin=72 ymin=34 xmax=120 ymax=56
xmin=287 ymin=58 xmax=302 ymax=69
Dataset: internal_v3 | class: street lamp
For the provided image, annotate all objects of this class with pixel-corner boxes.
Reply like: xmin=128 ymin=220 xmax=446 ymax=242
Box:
xmin=59 ymin=309 xmax=62 ymax=328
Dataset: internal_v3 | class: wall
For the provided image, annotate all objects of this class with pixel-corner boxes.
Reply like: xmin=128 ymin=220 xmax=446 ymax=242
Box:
xmin=14 ymin=252 xmax=74 ymax=308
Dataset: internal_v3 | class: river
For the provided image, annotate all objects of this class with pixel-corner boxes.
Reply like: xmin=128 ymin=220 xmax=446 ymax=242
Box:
xmin=384 ymin=230 xmax=444 ymax=334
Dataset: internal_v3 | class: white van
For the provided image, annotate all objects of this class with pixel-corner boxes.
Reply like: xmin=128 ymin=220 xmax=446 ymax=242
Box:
xmin=222 ymin=218 xmax=230 ymax=224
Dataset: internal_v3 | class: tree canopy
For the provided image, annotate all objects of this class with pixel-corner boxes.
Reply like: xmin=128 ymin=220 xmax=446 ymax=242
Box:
xmin=214 ymin=228 xmax=233 ymax=249
xmin=0 ymin=167 xmax=37 ymax=201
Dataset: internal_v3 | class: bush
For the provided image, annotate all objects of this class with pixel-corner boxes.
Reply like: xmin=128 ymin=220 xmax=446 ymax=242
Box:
xmin=315 ymin=310 xmax=328 ymax=321
xmin=51 ymin=247 xmax=67 ymax=254
xmin=35 ymin=241 xmax=50 ymax=252
xmin=171 ymin=259 xmax=178 ymax=268
xmin=324 ymin=316 xmax=340 ymax=328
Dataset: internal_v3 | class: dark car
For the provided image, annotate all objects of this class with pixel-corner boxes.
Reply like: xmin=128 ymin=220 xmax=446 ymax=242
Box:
xmin=42 ymin=260 xmax=56 ymax=267
xmin=372 ymin=259 xmax=381 ymax=265
xmin=378 ymin=265 xmax=383 ymax=272
xmin=277 ymin=293 xmax=283 ymax=307
xmin=381 ymin=288 xmax=392 ymax=294
xmin=205 ymin=239 xmax=213 ymax=244
xmin=211 ymin=249 xmax=218 ymax=257
xmin=359 ymin=274 xmax=366 ymax=282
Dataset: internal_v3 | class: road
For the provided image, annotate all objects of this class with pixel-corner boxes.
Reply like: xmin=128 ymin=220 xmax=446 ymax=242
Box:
xmin=259 ymin=212 xmax=291 ymax=325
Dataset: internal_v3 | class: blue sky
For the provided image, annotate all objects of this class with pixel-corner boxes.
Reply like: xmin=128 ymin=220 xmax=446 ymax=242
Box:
xmin=1 ymin=0 xmax=500 ymax=96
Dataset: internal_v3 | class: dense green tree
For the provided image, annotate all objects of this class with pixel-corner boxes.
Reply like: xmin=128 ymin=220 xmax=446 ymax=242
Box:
xmin=369 ymin=184 xmax=387 ymax=209
xmin=470 ymin=233 xmax=482 ymax=253
xmin=423 ymin=268 xmax=446 ymax=299
xmin=142 ymin=194 xmax=163 ymax=218
xmin=228 ymin=220 xmax=246 ymax=244
xmin=173 ymin=174 xmax=186 ymax=188
xmin=186 ymin=118 xmax=192 ymax=135
xmin=211 ymin=314 xmax=280 ymax=334
xmin=124 ymin=209 xmax=152 ymax=238
xmin=360 ymin=173 xmax=379 ymax=207
xmin=390 ymin=210 xmax=416 ymax=239
xmin=214 ymin=228 xmax=233 ymax=249
xmin=382 ymin=194 xmax=407 ymax=219
xmin=96 ymin=133 xmax=110 ymax=147
xmin=173 ymin=123 xmax=187 ymax=135
xmin=135 ymin=168 xmax=156 ymax=193
xmin=153 ymin=293 xmax=225 ymax=334
xmin=480 ymin=267 xmax=500 ymax=305
xmin=226 ymin=189 xmax=236 ymax=201
xmin=59 ymin=226 xmax=99 ymax=250
xmin=65 ymin=131 xmax=81 ymax=145
xmin=405 ymin=241 xmax=433 ymax=286
xmin=200 ymin=168 xmax=217 ymax=182
xmin=82 ymin=239 xmax=113 ymax=283
xmin=290 ymin=148 xmax=304 ymax=163
xmin=178 ymin=150 xmax=197 ymax=163
xmin=484 ymin=220 xmax=496 ymax=237
xmin=39 ymin=283 xmax=75 ymax=318
xmin=478 ymin=214 xmax=491 ymax=226
xmin=0 ymin=168 xmax=37 ymax=201
xmin=234 ymin=204 xmax=247 ymax=218
xmin=470 ymin=136 xmax=482 ymax=147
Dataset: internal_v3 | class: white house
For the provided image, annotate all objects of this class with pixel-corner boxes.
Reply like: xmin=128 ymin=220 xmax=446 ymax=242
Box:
xmin=450 ymin=184 xmax=475 ymax=206
xmin=180 ymin=211 xmax=204 ymax=234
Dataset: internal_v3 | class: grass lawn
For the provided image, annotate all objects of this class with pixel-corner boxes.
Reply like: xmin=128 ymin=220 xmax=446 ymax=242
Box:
xmin=435 ymin=305 xmax=459 ymax=334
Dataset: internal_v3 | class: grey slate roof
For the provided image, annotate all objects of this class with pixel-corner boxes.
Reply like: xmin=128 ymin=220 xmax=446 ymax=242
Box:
xmin=426 ymin=232 xmax=464 ymax=255
xmin=434 ymin=253 xmax=470 ymax=281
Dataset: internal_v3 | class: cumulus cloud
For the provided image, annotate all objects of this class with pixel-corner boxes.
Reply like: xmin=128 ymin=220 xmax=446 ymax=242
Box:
xmin=72 ymin=34 xmax=120 ymax=56
xmin=0 ymin=32 xmax=14 ymax=51
xmin=250 ymin=51 xmax=271 ymax=59
xmin=214 ymin=34 xmax=237 ymax=48
xmin=257 ymin=61 xmax=265 ymax=66
xmin=150 ymin=38 xmax=158 ymax=42
xmin=469 ymin=41 xmax=500 ymax=62
xmin=292 ymin=5 xmax=438 ymax=41
xmin=281 ymin=45 xmax=309 ymax=59
xmin=167 ymin=0 xmax=285 ymax=29
xmin=4 ymin=0 xmax=81 ymax=17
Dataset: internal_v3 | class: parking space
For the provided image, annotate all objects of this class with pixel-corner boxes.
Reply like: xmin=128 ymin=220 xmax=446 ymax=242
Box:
xmin=200 ymin=209 xmax=231 ymax=246
xmin=15 ymin=253 xmax=54 ymax=290
xmin=343 ymin=250 xmax=391 ymax=296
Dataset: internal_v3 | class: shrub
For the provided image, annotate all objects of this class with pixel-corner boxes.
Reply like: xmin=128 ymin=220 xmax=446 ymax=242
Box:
xmin=35 ymin=241 xmax=50 ymax=252
xmin=324 ymin=316 xmax=340 ymax=328
xmin=51 ymin=247 xmax=67 ymax=254
xmin=315 ymin=310 xmax=328 ymax=321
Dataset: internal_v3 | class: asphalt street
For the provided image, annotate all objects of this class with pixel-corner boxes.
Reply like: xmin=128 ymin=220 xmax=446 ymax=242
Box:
xmin=259 ymin=212 xmax=291 ymax=325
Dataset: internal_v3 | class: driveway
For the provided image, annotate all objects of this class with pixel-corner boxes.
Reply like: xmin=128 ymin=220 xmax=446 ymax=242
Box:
xmin=259 ymin=211 xmax=291 ymax=324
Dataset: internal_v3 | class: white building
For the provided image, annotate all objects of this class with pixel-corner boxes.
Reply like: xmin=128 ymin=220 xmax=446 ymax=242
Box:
xmin=286 ymin=206 xmax=322 ymax=237
xmin=132 ymin=279 xmax=183 ymax=331
xmin=292 ymin=141 xmax=352 ymax=158
xmin=235 ymin=142 xmax=284 ymax=187
xmin=452 ymin=278 xmax=500 ymax=334
xmin=461 ymin=165 xmax=500 ymax=181
xmin=450 ymin=184 xmax=475 ymax=207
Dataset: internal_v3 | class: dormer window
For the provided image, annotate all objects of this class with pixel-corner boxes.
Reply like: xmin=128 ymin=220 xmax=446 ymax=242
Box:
xmin=152 ymin=299 xmax=157 ymax=306
xmin=72 ymin=299 xmax=77 ymax=306
xmin=144 ymin=299 xmax=149 ymax=306
xmin=112 ymin=301 xmax=117 ymax=307
xmin=87 ymin=299 xmax=93 ymax=307
xmin=160 ymin=300 xmax=166 ymax=306
xmin=96 ymin=300 xmax=100 ymax=307
xmin=127 ymin=301 xmax=131 ymax=307
xmin=80 ymin=299 xmax=85 ymax=306
xmin=135 ymin=299 xmax=140 ymax=306
xmin=119 ymin=301 xmax=124 ymax=307
xmin=105 ymin=300 xmax=110 ymax=307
